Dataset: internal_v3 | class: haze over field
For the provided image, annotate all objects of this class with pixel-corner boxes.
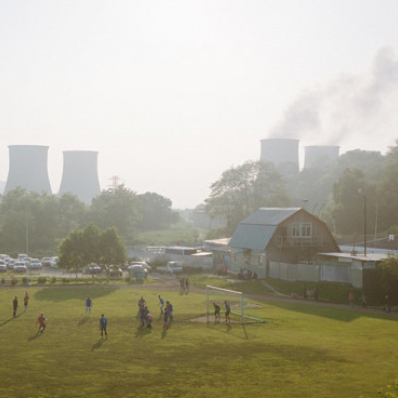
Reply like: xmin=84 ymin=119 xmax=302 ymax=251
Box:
xmin=1 ymin=1 xmax=398 ymax=208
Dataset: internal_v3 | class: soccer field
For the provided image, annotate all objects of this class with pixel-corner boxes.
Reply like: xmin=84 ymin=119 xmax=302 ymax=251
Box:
xmin=1 ymin=284 xmax=397 ymax=398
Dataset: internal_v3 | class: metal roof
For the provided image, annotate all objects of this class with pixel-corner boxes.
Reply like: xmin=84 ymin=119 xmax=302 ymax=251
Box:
xmin=239 ymin=207 xmax=301 ymax=226
xmin=229 ymin=208 xmax=302 ymax=250
xmin=230 ymin=224 xmax=277 ymax=250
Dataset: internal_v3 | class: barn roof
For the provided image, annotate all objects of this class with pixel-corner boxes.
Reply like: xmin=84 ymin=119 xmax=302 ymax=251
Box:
xmin=229 ymin=208 xmax=301 ymax=251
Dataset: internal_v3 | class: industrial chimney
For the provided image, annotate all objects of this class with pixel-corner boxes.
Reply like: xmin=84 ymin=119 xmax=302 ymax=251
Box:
xmin=5 ymin=145 xmax=52 ymax=194
xmin=304 ymin=145 xmax=340 ymax=169
xmin=58 ymin=150 xmax=101 ymax=203
xmin=260 ymin=138 xmax=300 ymax=172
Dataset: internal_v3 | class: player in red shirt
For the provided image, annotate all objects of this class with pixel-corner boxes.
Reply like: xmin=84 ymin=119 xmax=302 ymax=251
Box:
xmin=37 ymin=313 xmax=46 ymax=333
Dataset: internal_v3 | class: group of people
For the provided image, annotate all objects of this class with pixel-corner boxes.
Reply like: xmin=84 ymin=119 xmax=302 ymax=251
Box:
xmin=212 ymin=300 xmax=231 ymax=323
xmin=137 ymin=295 xmax=174 ymax=329
xmin=12 ymin=291 xmax=30 ymax=317
xmin=10 ymin=289 xmax=178 ymax=339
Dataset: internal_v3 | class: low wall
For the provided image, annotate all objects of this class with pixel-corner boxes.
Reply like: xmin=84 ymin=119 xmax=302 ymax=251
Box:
xmin=269 ymin=261 xmax=362 ymax=287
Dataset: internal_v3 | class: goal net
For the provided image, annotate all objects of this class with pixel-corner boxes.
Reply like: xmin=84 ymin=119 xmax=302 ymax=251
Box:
xmin=205 ymin=285 xmax=244 ymax=323
xmin=205 ymin=285 xmax=267 ymax=324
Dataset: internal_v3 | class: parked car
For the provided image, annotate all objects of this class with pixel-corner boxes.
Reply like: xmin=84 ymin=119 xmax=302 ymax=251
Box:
xmin=157 ymin=261 xmax=183 ymax=274
xmin=106 ymin=265 xmax=123 ymax=277
xmin=41 ymin=257 xmax=53 ymax=267
xmin=0 ymin=261 xmax=7 ymax=272
xmin=13 ymin=262 xmax=27 ymax=273
xmin=29 ymin=259 xmax=42 ymax=270
xmin=83 ymin=264 xmax=103 ymax=275
xmin=7 ymin=259 xmax=16 ymax=270
xmin=127 ymin=264 xmax=148 ymax=280
xmin=129 ymin=261 xmax=152 ymax=272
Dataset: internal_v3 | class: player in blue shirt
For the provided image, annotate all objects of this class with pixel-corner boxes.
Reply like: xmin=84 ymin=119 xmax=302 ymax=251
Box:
xmin=99 ymin=314 xmax=107 ymax=339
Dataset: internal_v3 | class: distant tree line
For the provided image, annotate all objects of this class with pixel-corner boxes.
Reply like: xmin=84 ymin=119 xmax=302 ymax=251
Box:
xmin=3 ymin=142 xmax=398 ymax=257
xmin=0 ymin=185 xmax=179 ymax=256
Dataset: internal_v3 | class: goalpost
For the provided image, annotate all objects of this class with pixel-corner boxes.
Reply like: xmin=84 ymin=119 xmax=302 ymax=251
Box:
xmin=206 ymin=285 xmax=244 ymax=323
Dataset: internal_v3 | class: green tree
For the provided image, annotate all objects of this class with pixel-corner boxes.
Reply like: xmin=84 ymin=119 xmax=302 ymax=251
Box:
xmin=58 ymin=193 xmax=88 ymax=237
xmin=137 ymin=192 xmax=179 ymax=230
xmin=377 ymin=155 xmax=398 ymax=232
xmin=98 ymin=227 xmax=126 ymax=265
xmin=0 ymin=188 xmax=88 ymax=255
xmin=205 ymin=160 xmax=290 ymax=235
xmin=58 ymin=223 xmax=126 ymax=272
xmin=87 ymin=186 xmax=141 ymax=243
xmin=330 ymin=169 xmax=377 ymax=237
xmin=376 ymin=257 xmax=398 ymax=302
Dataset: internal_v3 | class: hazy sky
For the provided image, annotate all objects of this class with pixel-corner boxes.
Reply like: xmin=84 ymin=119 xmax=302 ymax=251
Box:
xmin=1 ymin=1 xmax=398 ymax=208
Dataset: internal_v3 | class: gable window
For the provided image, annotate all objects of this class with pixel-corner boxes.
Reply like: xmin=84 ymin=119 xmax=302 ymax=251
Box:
xmin=292 ymin=223 xmax=300 ymax=237
xmin=291 ymin=222 xmax=312 ymax=237
xmin=301 ymin=223 xmax=312 ymax=237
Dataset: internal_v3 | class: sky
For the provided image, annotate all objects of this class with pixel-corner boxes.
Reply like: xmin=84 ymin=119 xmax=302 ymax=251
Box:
xmin=1 ymin=0 xmax=398 ymax=209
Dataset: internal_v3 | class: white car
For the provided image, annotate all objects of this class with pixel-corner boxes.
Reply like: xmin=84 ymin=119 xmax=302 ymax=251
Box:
xmin=30 ymin=259 xmax=42 ymax=270
xmin=129 ymin=261 xmax=152 ymax=272
xmin=157 ymin=261 xmax=183 ymax=274
xmin=0 ymin=262 xmax=7 ymax=272
xmin=14 ymin=262 xmax=27 ymax=273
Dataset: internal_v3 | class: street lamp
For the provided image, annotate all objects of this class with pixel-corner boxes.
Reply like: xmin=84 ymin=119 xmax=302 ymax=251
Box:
xmin=358 ymin=189 xmax=367 ymax=257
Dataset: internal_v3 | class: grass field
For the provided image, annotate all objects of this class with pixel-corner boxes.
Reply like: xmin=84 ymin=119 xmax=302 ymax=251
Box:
xmin=1 ymin=282 xmax=397 ymax=398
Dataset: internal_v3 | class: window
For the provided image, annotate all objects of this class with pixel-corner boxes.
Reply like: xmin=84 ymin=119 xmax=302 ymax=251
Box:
xmin=301 ymin=223 xmax=312 ymax=237
xmin=291 ymin=222 xmax=312 ymax=237
xmin=292 ymin=223 xmax=300 ymax=237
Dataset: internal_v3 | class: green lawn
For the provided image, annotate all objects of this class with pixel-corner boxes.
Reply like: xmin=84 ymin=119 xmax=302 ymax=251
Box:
xmin=1 ymin=284 xmax=397 ymax=398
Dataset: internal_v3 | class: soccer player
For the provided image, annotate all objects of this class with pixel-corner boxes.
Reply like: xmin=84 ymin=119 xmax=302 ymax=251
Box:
xmin=213 ymin=302 xmax=221 ymax=320
xmin=86 ymin=297 xmax=93 ymax=317
xmin=158 ymin=294 xmax=164 ymax=317
xmin=224 ymin=301 xmax=231 ymax=323
xmin=23 ymin=292 xmax=29 ymax=313
xmin=13 ymin=296 xmax=18 ymax=317
xmin=100 ymin=314 xmax=107 ymax=339
xmin=37 ymin=313 xmax=46 ymax=333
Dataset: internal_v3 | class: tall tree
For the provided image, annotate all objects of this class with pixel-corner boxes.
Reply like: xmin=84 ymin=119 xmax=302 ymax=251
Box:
xmin=330 ymin=169 xmax=377 ymax=237
xmin=137 ymin=192 xmax=179 ymax=230
xmin=205 ymin=160 xmax=290 ymax=235
xmin=58 ymin=223 xmax=126 ymax=272
xmin=87 ymin=186 xmax=141 ymax=243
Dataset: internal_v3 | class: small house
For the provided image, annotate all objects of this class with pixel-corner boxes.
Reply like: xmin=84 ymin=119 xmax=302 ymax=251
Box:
xmin=229 ymin=207 xmax=340 ymax=279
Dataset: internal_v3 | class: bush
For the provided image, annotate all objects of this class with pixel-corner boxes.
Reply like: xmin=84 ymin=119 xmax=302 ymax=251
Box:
xmin=51 ymin=277 xmax=56 ymax=284
xmin=38 ymin=277 xmax=47 ymax=284
xmin=62 ymin=278 xmax=70 ymax=283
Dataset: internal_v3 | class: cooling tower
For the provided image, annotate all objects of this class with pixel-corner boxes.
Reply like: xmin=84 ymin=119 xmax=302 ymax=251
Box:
xmin=304 ymin=145 xmax=340 ymax=169
xmin=5 ymin=145 xmax=52 ymax=194
xmin=58 ymin=150 xmax=101 ymax=203
xmin=260 ymin=138 xmax=299 ymax=172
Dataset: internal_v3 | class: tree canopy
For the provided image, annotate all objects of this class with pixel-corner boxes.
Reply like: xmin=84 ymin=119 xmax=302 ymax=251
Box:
xmin=58 ymin=223 xmax=126 ymax=272
xmin=205 ymin=160 xmax=290 ymax=235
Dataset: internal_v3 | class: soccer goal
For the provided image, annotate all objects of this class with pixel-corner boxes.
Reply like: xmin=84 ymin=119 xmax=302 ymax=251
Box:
xmin=206 ymin=285 xmax=267 ymax=324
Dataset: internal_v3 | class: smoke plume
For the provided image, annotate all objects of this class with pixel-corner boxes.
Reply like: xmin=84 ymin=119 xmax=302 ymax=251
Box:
xmin=269 ymin=47 xmax=398 ymax=147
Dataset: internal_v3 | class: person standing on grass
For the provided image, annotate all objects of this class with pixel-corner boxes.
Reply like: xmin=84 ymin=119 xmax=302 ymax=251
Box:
xmin=163 ymin=303 xmax=170 ymax=329
xmin=184 ymin=277 xmax=189 ymax=293
xmin=384 ymin=294 xmax=391 ymax=313
xmin=224 ymin=300 xmax=231 ymax=323
xmin=167 ymin=301 xmax=173 ymax=322
xmin=158 ymin=294 xmax=164 ymax=317
xmin=13 ymin=296 xmax=18 ymax=317
xmin=100 ymin=314 xmax=108 ymax=339
xmin=37 ymin=313 xmax=46 ymax=333
xmin=86 ymin=297 xmax=93 ymax=317
xmin=23 ymin=292 xmax=29 ymax=313
xmin=213 ymin=302 xmax=221 ymax=320
xmin=349 ymin=291 xmax=355 ymax=308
